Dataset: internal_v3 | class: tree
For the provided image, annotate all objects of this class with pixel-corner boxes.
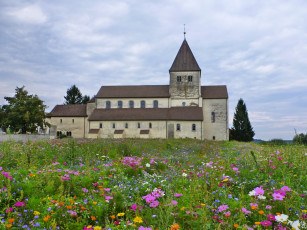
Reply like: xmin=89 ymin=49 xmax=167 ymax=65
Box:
xmin=1 ymin=86 xmax=48 ymax=133
xmin=293 ymin=132 xmax=307 ymax=145
xmin=64 ymin=85 xmax=90 ymax=104
xmin=230 ymin=98 xmax=255 ymax=142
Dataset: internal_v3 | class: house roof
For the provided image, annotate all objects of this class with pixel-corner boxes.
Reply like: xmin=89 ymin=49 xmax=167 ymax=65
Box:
xmin=88 ymin=107 xmax=203 ymax=121
xmin=49 ymin=104 xmax=87 ymax=117
xmin=169 ymin=39 xmax=201 ymax=72
xmin=201 ymin=85 xmax=228 ymax=99
xmin=96 ymin=85 xmax=170 ymax=98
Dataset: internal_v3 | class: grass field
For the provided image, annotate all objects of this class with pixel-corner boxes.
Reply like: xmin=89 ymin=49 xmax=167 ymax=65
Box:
xmin=0 ymin=139 xmax=306 ymax=229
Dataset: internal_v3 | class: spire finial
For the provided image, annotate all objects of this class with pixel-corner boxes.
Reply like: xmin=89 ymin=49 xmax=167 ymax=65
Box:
xmin=184 ymin=24 xmax=186 ymax=39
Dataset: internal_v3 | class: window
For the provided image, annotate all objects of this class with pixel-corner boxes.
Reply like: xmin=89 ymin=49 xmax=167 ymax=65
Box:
xmin=137 ymin=123 xmax=140 ymax=128
xmin=177 ymin=76 xmax=182 ymax=82
xmin=188 ymin=75 xmax=193 ymax=82
xmin=153 ymin=100 xmax=158 ymax=108
xmin=182 ymin=102 xmax=186 ymax=106
xmin=72 ymin=119 xmax=74 ymax=124
xmin=129 ymin=100 xmax=134 ymax=108
xmin=106 ymin=101 xmax=111 ymax=109
xmin=149 ymin=123 xmax=152 ymax=129
xmin=176 ymin=124 xmax=181 ymax=131
xmin=60 ymin=119 xmax=62 ymax=124
xmin=211 ymin=112 xmax=216 ymax=123
xmin=118 ymin=101 xmax=123 ymax=108
xmin=112 ymin=123 xmax=115 ymax=129
xmin=213 ymin=136 xmax=216 ymax=140
xmin=192 ymin=124 xmax=196 ymax=131
xmin=141 ymin=100 xmax=146 ymax=108
xmin=99 ymin=123 xmax=102 ymax=128
xmin=125 ymin=123 xmax=128 ymax=129
xmin=66 ymin=131 xmax=72 ymax=137
xmin=57 ymin=131 xmax=62 ymax=137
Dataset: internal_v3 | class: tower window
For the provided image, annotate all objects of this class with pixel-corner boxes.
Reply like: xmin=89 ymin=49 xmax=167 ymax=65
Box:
xmin=99 ymin=123 xmax=102 ymax=128
xmin=211 ymin=112 xmax=216 ymax=123
xmin=141 ymin=100 xmax=146 ymax=108
xmin=118 ymin=101 xmax=123 ymax=108
xmin=177 ymin=76 xmax=182 ymax=82
xmin=153 ymin=100 xmax=158 ymax=108
xmin=192 ymin=124 xmax=196 ymax=131
xmin=176 ymin=124 xmax=181 ymax=131
xmin=129 ymin=100 xmax=134 ymax=108
xmin=188 ymin=75 xmax=193 ymax=82
xmin=106 ymin=101 xmax=111 ymax=109
xmin=125 ymin=123 xmax=128 ymax=128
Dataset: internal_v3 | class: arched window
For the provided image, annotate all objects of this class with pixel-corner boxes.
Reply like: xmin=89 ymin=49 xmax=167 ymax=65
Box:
xmin=125 ymin=123 xmax=128 ymax=128
xmin=192 ymin=124 xmax=196 ymax=131
xmin=118 ymin=101 xmax=123 ymax=108
xmin=176 ymin=124 xmax=181 ymax=131
xmin=137 ymin=123 xmax=141 ymax=128
xmin=211 ymin=112 xmax=215 ymax=123
xmin=149 ymin=123 xmax=152 ymax=129
xmin=153 ymin=100 xmax=158 ymax=108
xmin=106 ymin=101 xmax=111 ymax=109
xmin=129 ymin=100 xmax=134 ymax=108
xmin=141 ymin=100 xmax=146 ymax=108
xmin=99 ymin=123 xmax=102 ymax=128
xmin=182 ymin=102 xmax=186 ymax=106
xmin=112 ymin=123 xmax=115 ymax=129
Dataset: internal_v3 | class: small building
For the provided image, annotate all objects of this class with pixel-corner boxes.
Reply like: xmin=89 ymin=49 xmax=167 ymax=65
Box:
xmin=47 ymin=38 xmax=229 ymax=140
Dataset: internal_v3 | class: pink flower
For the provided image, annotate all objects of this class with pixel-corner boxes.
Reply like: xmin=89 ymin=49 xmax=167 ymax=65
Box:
xmin=265 ymin=205 xmax=272 ymax=210
xmin=150 ymin=200 xmax=159 ymax=208
xmin=14 ymin=201 xmax=25 ymax=207
xmin=174 ymin=193 xmax=183 ymax=197
xmin=267 ymin=214 xmax=275 ymax=221
xmin=254 ymin=186 xmax=264 ymax=195
xmin=261 ymin=221 xmax=272 ymax=226
xmin=105 ymin=196 xmax=113 ymax=201
xmin=171 ymin=200 xmax=178 ymax=206
xmin=242 ymin=207 xmax=251 ymax=214
xmin=218 ymin=205 xmax=229 ymax=212
xmin=272 ymin=193 xmax=284 ymax=201
xmin=250 ymin=203 xmax=258 ymax=208
xmin=280 ymin=186 xmax=291 ymax=192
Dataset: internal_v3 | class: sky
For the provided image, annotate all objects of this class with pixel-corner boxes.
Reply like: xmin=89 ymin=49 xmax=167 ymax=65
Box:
xmin=0 ymin=0 xmax=306 ymax=140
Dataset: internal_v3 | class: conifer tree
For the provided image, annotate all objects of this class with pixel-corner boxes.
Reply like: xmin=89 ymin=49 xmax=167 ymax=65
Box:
xmin=64 ymin=85 xmax=90 ymax=104
xmin=230 ymin=98 xmax=255 ymax=142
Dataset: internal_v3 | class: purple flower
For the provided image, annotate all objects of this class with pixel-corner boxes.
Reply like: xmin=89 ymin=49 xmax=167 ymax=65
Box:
xmin=174 ymin=193 xmax=183 ymax=197
xmin=150 ymin=200 xmax=159 ymax=208
xmin=171 ymin=200 xmax=178 ymax=206
xmin=272 ymin=193 xmax=284 ymax=201
xmin=14 ymin=201 xmax=25 ymax=207
xmin=242 ymin=207 xmax=251 ymax=214
xmin=280 ymin=186 xmax=291 ymax=192
xmin=254 ymin=186 xmax=264 ymax=195
xmin=261 ymin=221 xmax=272 ymax=226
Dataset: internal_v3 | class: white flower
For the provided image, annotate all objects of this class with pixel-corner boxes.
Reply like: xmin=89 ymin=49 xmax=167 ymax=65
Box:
xmin=275 ymin=214 xmax=289 ymax=222
xmin=248 ymin=190 xmax=256 ymax=196
xmin=258 ymin=195 xmax=266 ymax=200
xmin=289 ymin=220 xmax=301 ymax=230
xmin=182 ymin=173 xmax=187 ymax=177
xmin=146 ymin=163 xmax=150 ymax=167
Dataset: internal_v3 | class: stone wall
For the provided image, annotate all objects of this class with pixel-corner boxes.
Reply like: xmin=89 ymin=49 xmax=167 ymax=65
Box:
xmin=0 ymin=134 xmax=50 ymax=142
xmin=96 ymin=98 xmax=169 ymax=109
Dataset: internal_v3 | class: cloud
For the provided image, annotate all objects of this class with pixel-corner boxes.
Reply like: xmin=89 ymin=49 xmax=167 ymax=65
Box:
xmin=6 ymin=4 xmax=47 ymax=24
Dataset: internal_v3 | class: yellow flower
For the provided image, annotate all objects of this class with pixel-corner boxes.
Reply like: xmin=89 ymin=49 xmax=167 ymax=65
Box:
xmin=134 ymin=216 xmax=143 ymax=223
xmin=222 ymin=178 xmax=229 ymax=182
xmin=201 ymin=203 xmax=206 ymax=206
xmin=93 ymin=227 xmax=102 ymax=230
xmin=86 ymin=226 xmax=92 ymax=229
xmin=93 ymin=202 xmax=97 ymax=205
xmin=117 ymin=213 xmax=125 ymax=217
xmin=255 ymin=222 xmax=261 ymax=225
xmin=34 ymin=211 xmax=40 ymax=216
xmin=180 ymin=207 xmax=185 ymax=211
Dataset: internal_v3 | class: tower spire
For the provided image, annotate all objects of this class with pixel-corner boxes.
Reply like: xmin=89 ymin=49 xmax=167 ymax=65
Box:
xmin=183 ymin=24 xmax=186 ymax=40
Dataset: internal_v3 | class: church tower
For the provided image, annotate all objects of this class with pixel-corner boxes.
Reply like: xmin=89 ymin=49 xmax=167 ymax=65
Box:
xmin=169 ymin=39 xmax=202 ymax=107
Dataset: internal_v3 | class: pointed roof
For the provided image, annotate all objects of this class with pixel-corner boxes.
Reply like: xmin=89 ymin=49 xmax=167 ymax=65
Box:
xmin=169 ymin=39 xmax=201 ymax=72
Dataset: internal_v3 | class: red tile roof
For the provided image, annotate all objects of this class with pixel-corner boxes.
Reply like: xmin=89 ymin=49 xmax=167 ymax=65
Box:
xmin=201 ymin=85 xmax=228 ymax=99
xmin=88 ymin=107 xmax=203 ymax=121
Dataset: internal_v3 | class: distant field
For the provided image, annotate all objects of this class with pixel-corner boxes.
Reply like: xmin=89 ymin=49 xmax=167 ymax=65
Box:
xmin=0 ymin=139 xmax=306 ymax=229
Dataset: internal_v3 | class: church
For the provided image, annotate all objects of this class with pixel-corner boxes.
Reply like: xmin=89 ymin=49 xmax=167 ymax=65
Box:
xmin=47 ymin=38 xmax=229 ymax=140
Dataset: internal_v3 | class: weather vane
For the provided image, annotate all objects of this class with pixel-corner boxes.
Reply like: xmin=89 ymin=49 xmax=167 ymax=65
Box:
xmin=184 ymin=24 xmax=186 ymax=39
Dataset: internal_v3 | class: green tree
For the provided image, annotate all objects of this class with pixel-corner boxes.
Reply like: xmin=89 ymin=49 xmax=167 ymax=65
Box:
xmin=293 ymin=133 xmax=307 ymax=145
xmin=1 ymin=86 xmax=48 ymax=133
xmin=230 ymin=98 xmax=255 ymax=142
xmin=64 ymin=85 xmax=90 ymax=104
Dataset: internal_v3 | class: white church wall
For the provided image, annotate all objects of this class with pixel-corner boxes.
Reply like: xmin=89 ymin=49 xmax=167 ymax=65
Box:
xmin=96 ymin=98 xmax=169 ymax=109
xmin=202 ymin=99 xmax=229 ymax=141
xmin=49 ymin=117 xmax=86 ymax=138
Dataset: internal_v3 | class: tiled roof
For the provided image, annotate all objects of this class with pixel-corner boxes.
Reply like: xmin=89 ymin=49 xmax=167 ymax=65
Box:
xmin=201 ymin=85 xmax=228 ymax=99
xmin=96 ymin=85 xmax=170 ymax=98
xmin=49 ymin=104 xmax=87 ymax=117
xmin=88 ymin=107 xmax=203 ymax=121
xmin=169 ymin=39 xmax=201 ymax=72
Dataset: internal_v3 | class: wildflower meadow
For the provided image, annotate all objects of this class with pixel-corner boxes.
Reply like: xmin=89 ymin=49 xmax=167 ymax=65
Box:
xmin=0 ymin=139 xmax=306 ymax=229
